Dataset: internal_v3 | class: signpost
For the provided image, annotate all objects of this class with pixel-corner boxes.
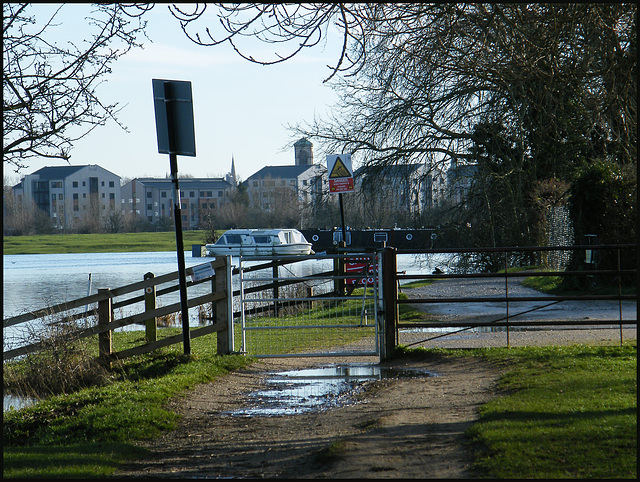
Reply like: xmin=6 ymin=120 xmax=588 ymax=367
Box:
xmin=326 ymin=154 xmax=354 ymax=245
xmin=152 ymin=79 xmax=196 ymax=355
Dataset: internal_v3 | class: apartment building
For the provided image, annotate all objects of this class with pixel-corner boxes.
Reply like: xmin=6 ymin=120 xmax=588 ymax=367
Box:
xmin=120 ymin=177 xmax=234 ymax=229
xmin=11 ymin=165 xmax=121 ymax=230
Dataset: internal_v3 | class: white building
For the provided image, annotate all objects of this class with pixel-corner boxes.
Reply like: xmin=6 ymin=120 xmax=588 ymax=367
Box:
xmin=11 ymin=164 xmax=121 ymax=230
xmin=244 ymin=138 xmax=328 ymax=212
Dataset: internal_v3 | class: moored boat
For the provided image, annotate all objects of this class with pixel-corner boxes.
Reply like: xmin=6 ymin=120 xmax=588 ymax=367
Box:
xmin=205 ymin=229 xmax=256 ymax=256
xmin=205 ymin=228 xmax=314 ymax=257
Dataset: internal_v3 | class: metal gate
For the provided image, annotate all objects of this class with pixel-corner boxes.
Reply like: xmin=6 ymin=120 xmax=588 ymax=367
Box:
xmin=234 ymin=253 xmax=381 ymax=358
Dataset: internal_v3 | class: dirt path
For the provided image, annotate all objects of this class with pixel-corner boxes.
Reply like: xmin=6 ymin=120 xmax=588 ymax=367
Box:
xmin=115 ymin=353 xmax=502 ymax=479
xmin=114 ymin=279 xmax=636 ymax=478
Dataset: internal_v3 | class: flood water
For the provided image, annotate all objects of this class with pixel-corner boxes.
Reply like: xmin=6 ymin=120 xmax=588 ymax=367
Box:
xmin=224 ymin=364 xmax=435 ymax=417
xmin=3 ymin=251 xmax=442 ymax=412
xmin=3 ymin=251 xmax=441 ymax=344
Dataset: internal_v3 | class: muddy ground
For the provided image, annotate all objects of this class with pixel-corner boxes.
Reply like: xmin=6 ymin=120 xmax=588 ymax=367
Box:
xmin=115 ymin=279 xmax=636 ymax=479
xmin=115 ymin=353 xmax=502 ymax=479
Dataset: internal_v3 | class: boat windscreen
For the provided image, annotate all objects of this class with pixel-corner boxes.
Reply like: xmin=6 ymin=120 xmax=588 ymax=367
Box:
xmin=224 ymin=234 xmax=243 ymax=244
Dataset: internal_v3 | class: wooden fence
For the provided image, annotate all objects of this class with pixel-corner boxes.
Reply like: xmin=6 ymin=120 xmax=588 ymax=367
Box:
xmin=3 ymin=257 xmax=232 ymax=364
xmin=2 ymin=254 xmax=354 ymax=363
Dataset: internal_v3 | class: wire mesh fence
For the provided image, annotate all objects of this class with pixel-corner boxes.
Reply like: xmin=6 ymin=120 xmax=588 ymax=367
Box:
xmin=235 ymin=254 xmax=381 ymax=357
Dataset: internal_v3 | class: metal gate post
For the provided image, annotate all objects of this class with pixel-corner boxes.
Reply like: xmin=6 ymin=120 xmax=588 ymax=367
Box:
xmin=143 ymin=272 xmax=157 ymax=343
xmin=215 ymin=255 xmax=232 ymax=355
xmin=382 ymin=247 xmax=398 ymax=361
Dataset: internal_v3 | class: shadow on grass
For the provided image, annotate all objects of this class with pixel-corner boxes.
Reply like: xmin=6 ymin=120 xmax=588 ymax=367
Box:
xmin=3 ymin=443 xmax=148 ymax=478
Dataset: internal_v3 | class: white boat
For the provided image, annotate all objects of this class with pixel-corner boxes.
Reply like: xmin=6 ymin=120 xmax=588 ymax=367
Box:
xmin=205 ymin=228 xmax=314 ymax=257
xmin=205 ymin=229 xmax=256 ymax=256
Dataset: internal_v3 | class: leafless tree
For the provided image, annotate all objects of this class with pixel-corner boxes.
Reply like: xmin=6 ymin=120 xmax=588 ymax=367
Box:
xmin=156 ymin=4 xmax=635 ymax=245
xmin=3 ymin=4 xmax=146 ymax=172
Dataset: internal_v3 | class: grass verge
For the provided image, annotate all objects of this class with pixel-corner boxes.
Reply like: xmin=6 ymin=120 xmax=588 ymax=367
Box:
xmin=392 ymin=342 xmax=637 ymax=478
xmin=465 ymin=342 xmax=637 ymax=478
xmin=3 ymin=331 xmax=252 ymax=478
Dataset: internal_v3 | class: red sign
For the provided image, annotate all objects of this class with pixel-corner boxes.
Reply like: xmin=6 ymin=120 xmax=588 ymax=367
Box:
xmin=345 ymin=256 xmax=378 ymax=286
xmin=327 ymin=154 xmax=354 ymax=194
xmin=329 ymin=177 xmax=354 ymax=193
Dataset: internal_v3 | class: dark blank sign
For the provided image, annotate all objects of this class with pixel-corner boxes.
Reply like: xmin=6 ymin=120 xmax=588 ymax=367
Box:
xmin=152 ymin=79 xmax=196 ymax=156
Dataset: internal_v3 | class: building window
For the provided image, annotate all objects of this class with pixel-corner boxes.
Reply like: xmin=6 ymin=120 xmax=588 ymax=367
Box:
xmin=161 ymin=191 xmax=167 ymax=198
xmin=109 ymin=193 xmax=115 ymax=200
xmin=58 ymin=194 xmax=63 ymax=200
xmin=218 ymin=191 xmax=224 ymax=197
xmin=72 ymin=181 xmax=78 ymax=188
xmin=190 ymin=191 xmax=195 ymax=197
xmin=147 ymin=204 xmax=153 ymax=211
xmin=147 ymin=191 xmax=152 ymax=198
xmin=109 ymin=181 xmax=115 ymax=188
xmin=101 ymin=181 xmax=105 ymax=186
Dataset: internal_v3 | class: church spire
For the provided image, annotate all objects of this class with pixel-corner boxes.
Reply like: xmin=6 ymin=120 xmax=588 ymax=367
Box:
xmin=226 ymin=155 xmax=237 ymax=186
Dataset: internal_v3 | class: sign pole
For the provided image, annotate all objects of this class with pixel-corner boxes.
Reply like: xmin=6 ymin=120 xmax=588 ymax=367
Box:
xmin=163 ymin=82 xmax=191 ymax=356
xmin=169 ymin=153 xmax=191 ymax=355
xmin=339 ymin=192 xmax=346 ymax=246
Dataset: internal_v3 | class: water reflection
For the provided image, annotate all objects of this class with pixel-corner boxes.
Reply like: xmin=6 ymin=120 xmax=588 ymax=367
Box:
xmin=225 ymin=364 xmax=435 ymax=417
xmin=3 ymin=393 xmax=37 ymax=412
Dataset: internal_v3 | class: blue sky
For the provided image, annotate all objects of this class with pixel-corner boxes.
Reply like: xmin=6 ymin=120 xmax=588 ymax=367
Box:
xmin=15 ymin=5 xmax=342 ymax=183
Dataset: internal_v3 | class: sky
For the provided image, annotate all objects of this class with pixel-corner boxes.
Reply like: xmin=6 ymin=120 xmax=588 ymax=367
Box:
xmin=10 ymin=4 xmax=342 ymax=183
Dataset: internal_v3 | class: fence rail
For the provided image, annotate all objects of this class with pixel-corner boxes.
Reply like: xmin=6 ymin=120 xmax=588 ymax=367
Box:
xmin=4 ymin=244 xmax=637 ymax=363
xmin=382 ymin=244 xmax=637 ymax=352
xmin=3 ymin=258 xmax=231 ymax=362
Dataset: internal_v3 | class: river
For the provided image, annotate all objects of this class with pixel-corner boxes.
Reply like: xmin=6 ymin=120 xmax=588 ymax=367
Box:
xmin=3 ymin=250 xmax=442 ymax=348
xmin=3 ymin=250 xmax=443 ymax=411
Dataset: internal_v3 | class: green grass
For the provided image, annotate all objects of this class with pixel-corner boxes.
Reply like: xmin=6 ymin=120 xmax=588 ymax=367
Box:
xmin=3 ymin=331 xmax=252 ymax=478
xmin=464 ymin=342 xmax=637 ymax=478
xmin=3 ymin=231 xmax=211 ymax=255
xmin=4 ymin=339 xmax=636 ymax=478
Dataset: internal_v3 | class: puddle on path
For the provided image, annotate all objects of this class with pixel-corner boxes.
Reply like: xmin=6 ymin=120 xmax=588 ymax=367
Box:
xmin=224 ymin=364 xmax=435 ymax=417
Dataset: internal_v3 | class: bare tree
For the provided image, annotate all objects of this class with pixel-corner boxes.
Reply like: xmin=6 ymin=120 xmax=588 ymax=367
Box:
xmin=3 ymin=4 xmax=146 ymax=172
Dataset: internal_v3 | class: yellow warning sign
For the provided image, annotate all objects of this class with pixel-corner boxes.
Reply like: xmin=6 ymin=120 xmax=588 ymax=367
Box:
xmin=329 ymin=156 xmax=351 ymax=178
xmin=327 ymin=153 xmax=354 ymax=193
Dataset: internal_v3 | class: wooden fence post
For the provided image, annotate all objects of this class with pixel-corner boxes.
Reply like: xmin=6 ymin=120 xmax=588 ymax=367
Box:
xmin=382 ymin=247 xmax=397 ymax=361
xmin=215 ymin=256 xmax=231 ymax=354
xmin=144 ymin=272 xmax=157 ymax=343
xmin=98 ymin=288 xmax=112 ymax=367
